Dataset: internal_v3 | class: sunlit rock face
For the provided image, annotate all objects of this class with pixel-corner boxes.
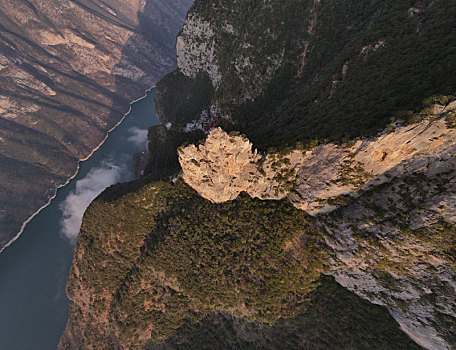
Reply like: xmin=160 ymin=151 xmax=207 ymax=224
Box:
xmin=293 ymin=112 xmax=456 ymax=215
xmin=176 ymin=14 xmax=221 ymax=88
xmin=179 ymin=105 xmax=456 ymax=349
xmin=179 ymin=105 xmax=456 ymax=218
xmin=179 ymin=128 xmax=304 ymax=203
xmin=322 ymin=141 xmax=456 ymax=350
xmin=0 ymin=0 xmax=193 ymax=251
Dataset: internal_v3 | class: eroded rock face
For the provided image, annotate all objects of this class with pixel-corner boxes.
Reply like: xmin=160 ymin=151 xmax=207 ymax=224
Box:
xmin=0 ymin=0 xmax=194 ymax=251
xmin=293 ymin=115 xmax=456 ymax=215
xmin=174 ymin=1 xmax=302 ymax=101
xmin=297 ymin=108 xmax=456 ymax=349
xmin=324 ymin=158 xmax=456 ymax=350
xmin=179 ymin=106 xmax=456 ymax=349
xmin=177 ymin=14 xmax=221 ymax=87
xmin=179 ymin=128 xmax=304 ymax=202
xmin=180 ymin=107 xmax=456 ymax=218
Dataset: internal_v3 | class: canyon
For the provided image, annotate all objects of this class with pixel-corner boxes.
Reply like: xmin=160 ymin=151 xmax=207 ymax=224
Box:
xmin=0 ymin=0 xmax=193 ymax=251
xmin=56 ymin=0 xmax=456 ymax=348
xmin=178 ymin=107 xmax=456 ymax=349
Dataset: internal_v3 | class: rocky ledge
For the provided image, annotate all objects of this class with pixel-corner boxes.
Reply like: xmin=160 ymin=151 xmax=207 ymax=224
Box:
xmin=179 ymin=128 xmax=304 ymax=203
xmin=179 ymin=102 xmax=456 ymax=217
xmin=178 ymin=102 xmax=456 ymax=349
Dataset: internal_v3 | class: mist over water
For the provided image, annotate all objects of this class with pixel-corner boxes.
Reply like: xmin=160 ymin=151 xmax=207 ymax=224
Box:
xmin=0 ymin=91 xmax=158 ymax=350
xmin=59 ymin=157 xmax=133 ymax=242
xmin=59 ymin=125 xmax=149 ymax=242
xmin=127 ymin=126 xmax=149 ymax=149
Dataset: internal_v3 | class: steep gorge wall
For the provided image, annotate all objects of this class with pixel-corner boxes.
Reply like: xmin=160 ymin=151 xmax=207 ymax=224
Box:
xmin=60 ymin=105 xmax=456 ymax=350
xmin=163 ymin=4 xmax=456 ymax=344
xmin=157 ymin=0 xmax=312 ymax=123
xmin=179 ymin=103 xmax=456 ymax=216
xmin=157 ymin=0 xmax=456 ymax=149
xmin=178 ymin=104 xmax=456 ymax=349
xmin=0 ymin=0 xmax=193 ymax=250
xmin=60 ymin=0 xmax=456 ymax=348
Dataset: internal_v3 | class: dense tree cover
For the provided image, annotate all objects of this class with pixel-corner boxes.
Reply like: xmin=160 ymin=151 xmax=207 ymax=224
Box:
xmin=143 ymin=125 xmax=205 ymax=180
xmin=234 ymin=0 xmax=456 ymax=149
xmin=68 ymin=180 xmax=328 ymax=347
xmin=146 ymin=275 xmax=422 ymax=350
xmin=156 ymin=0 xmax=456 ymax=150
xmin=70 ymin=177 xmax=423 ymax=348
xmin=155 ymin=71 xmax=215 ymax=124
xmin=112 ymin=185 xmax=327 ymax=344
xmin=65 ymin=181 xmax=198 ymax=348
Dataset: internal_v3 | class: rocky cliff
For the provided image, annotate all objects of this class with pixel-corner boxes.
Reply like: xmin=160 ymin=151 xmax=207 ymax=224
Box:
xmin=179 ymin=102 xmax=456 ymax=216
xmin=61 ymin=99 xmax=456 ymax=349
xmin=177 ymin=103 xmax=456 ymax=349
xmin=61 ymin=0 xmax=456 ymax=349
xmin=157 ymin=0 xmax=456 ymax=149
xmin=60 ymin=178 xmax=421 ymax=350
xmin=0 ymin=0 xmax=193 ymax=251
xmin=179 ymin=128 xmax=303 ymax=202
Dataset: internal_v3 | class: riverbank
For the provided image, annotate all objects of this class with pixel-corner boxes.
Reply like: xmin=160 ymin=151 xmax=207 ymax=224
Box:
xmin=0 ymin=90 xmax=159 ymax=350
xmin=0 ymin=87 xmax=156 ymax=254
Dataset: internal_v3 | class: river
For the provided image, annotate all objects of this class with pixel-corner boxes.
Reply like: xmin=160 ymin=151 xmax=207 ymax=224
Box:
xmin=0 ymin=90 xmax=158 ymax=350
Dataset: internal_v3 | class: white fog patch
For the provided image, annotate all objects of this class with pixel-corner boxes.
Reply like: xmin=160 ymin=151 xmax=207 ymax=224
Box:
xmin=127 ymin=127 xmax=148 ymax=150
xmin=59 ymin=158 xmax=133 ymax=243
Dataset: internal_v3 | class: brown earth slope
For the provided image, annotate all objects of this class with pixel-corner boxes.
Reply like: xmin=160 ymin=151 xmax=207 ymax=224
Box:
xmin=0 ymin=0 xmax=193 ymax=251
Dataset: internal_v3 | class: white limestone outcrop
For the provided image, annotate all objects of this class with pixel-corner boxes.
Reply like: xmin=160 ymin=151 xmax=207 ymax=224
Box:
xmin=176 ymin=15 xmax=221 ymax=87
xmin=178 ymin=104 xmax=456 ymax=350
xmin=178 ymin=128 xmax=304 ymax=202
xmin=293 ymin=116 xmax=456 ymax=215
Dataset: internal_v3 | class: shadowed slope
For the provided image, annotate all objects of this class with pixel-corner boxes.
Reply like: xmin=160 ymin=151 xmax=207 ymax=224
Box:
xmin=0 ymin=0 xmax=193 ymax=251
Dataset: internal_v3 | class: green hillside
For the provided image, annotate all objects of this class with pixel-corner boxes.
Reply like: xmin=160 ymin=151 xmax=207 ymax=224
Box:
xmin=157 ymin=0 xmax=456 ymax=149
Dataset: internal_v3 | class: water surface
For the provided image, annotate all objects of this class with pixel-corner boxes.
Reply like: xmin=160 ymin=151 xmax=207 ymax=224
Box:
xmin=0 ymin=91 xmax=158 ymax=350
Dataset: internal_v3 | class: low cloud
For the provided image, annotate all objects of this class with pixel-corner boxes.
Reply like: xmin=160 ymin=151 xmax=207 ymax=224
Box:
xmin=127 ymin=127 xmax=148 ymax=150
xmin=59 ymin=158 xmax=132 ymax=243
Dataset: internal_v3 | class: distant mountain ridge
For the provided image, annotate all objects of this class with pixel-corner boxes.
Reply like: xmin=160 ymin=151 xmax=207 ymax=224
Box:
xmin=0 ymin=0 xmax=193 ymax=251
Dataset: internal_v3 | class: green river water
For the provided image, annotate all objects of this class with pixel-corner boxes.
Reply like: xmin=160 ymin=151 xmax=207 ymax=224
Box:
xmin=0 ymin=90 xmax=158 ymax=350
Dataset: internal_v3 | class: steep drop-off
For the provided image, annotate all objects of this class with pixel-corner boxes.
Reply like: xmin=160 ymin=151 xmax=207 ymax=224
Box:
xmin=62 ymin=0 xmax=456 ymax=349
xmin=0 ymin=0 xmax=193 ymax=251
xmin=60 ymin=179 xmax=422 ymax=350
xmin=62 ymin=101 xmax=456 ymax=350
xmin=156 ymin=0 xmax=456 ymax=148
xmin=177 ymin=108 xmax=456 ymax=349
xmin=151 ymin=3 xmax=456 ymax=343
